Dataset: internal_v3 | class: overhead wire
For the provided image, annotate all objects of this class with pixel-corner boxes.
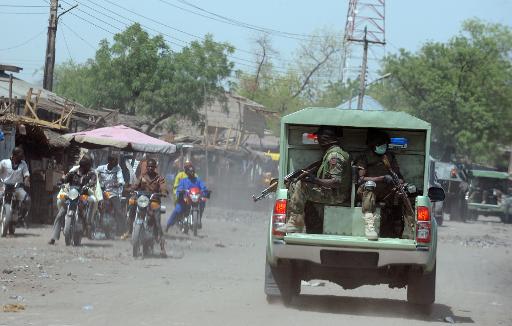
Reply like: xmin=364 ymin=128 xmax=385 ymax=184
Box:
xmin=0 ymin=30 xmax=45 ymax=51
xmin=65 ymin=0 xmax=294 ymax=74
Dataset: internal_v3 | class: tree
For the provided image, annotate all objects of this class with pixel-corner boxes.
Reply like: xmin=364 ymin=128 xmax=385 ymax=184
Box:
xmin=372 ymin=19 xmax=512 ymax=165
xmin=54 ymin=23 xmax=234 ymax=132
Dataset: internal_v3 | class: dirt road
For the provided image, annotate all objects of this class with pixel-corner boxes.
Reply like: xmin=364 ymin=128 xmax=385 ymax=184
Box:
xmin=1 ymin=207 xmax=511 ymax=326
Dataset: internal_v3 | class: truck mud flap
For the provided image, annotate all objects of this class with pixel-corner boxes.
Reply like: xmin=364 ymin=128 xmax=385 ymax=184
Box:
xmin=320 ymin=250 xmax=379 ymax=268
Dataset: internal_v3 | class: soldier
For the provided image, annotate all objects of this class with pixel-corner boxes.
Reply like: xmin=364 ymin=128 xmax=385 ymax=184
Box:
xmin=354 ymin=129 xmax=414 ymax=240
xmin=279 ymin=126 xmax=351 ymax=233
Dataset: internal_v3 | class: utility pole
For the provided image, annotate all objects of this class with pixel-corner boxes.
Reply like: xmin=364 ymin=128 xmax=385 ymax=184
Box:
xmin=357 ymin=27 xmax=369 ymax=110
xmin=341 ymin=0 xmax=386 ymax=109
xmin=43 ymin=0 xmax=58 ymax=91
xmin=43 ymin=1 xmax=77 ymax=91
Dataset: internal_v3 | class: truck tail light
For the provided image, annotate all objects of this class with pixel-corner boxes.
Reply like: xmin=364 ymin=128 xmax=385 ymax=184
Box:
xmin=416 ymin=206 xmax=431 ymax=243
xmin=272 ymin=199 xmax=287 ymax=237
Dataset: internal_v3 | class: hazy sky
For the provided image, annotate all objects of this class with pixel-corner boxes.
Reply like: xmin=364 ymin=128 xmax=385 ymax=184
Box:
xmin=1 ymin=0 xmax=511 ymax=84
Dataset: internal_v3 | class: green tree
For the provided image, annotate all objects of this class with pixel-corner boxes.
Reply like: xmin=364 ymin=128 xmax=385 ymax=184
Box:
xmin=54 ymin=23 xmax=234 ymax=131
xmin=373 ymin=19 xmax=512 ymax=165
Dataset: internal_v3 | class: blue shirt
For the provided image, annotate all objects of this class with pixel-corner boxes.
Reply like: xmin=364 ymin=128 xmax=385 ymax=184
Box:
xmin=176 ymin=177 xmax=208 ymax=196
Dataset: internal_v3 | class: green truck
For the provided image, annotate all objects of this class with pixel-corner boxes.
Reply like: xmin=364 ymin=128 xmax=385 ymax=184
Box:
xmin=264 ymin=108 xmax=444 ymax=309
xmin=465 ymin=169 xmax=512 ymax=223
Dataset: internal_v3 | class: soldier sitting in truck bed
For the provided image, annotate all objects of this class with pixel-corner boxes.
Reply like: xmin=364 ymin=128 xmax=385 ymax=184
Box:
xmin=278 ymin=126 xmax=351 ymax=234
xmin=354 ymin=129 xmax=415 ymax=240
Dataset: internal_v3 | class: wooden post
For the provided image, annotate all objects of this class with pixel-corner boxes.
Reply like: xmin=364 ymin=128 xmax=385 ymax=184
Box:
xmin=225 ymin=127 xmax=232 ymax=150
xmin=212 ymin=127 xmax=218 ymax=146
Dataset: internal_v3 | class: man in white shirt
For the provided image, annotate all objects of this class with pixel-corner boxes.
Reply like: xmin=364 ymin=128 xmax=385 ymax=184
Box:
xmin=0 ymin=147 xmax=31 ymax=225
xmin=96 ymin=155 xmax=125 ymax=235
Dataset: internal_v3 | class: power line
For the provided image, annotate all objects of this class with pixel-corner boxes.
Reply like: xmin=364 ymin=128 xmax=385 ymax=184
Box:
xmin=0 ymin=4 xmax=48 ymax=7
xmin=66 ymin=0 xmax=284 ymax=73
xmin=61 ymin=21 xmax=96 ymax=50
xmin=60 ymin=23 xmax=74 ymax=61
xmin=0 ymin=11 xmax=47 ymax=14
xmin=0 ymin=31 xmax=45 ymax=51
xmin=157 ymin=0 xmax=316 ymax=41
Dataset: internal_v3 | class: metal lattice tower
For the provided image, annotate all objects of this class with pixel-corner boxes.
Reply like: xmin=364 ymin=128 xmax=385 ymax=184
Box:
xmin=341 ymin=0 xmax=386 ymax=85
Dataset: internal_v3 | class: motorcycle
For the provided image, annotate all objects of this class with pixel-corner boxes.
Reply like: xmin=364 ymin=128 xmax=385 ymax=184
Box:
xmin=60 ymin=186 xmax=90 ymax=246
xmin=0 ymin=183 xmax=24 ymax=237
xmin=130 ymin=191 xmax=166 ymax=257
xmin=178 ymin=187 xmax=210 ymax=237
xmin=92 ymin=187 xmax=118 ymax=240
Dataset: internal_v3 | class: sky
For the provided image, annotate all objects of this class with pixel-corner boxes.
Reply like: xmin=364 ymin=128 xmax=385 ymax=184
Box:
xmin=0 ymin=0 xmax=511 ymax=84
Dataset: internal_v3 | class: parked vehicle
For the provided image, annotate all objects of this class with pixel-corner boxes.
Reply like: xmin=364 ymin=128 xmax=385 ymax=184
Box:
xmin=429 ymin=158 xmax=445 ymax=226
xmin=435 ymin=161 xmax=469 ymax=221
xmin=92 ymin=188 xmax=117 ymax=239
xmin=177 ymin=187 xmax=210 ymax=236
xmin=465 ymin=170 xmax=511 ymax=223
xmin=131 ymin=191 xmax=165 ymax=257
xmin=0 ymin=182 xmax=24 ymax=237
xmin=264 ymin=108 xmax=444 ymax=310
xmin=62 ymin=186 xmax=89 ymax=246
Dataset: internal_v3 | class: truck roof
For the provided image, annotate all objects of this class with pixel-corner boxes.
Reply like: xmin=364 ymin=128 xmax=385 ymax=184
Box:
xmin=282 ymin=107 xmax=431 ymax=131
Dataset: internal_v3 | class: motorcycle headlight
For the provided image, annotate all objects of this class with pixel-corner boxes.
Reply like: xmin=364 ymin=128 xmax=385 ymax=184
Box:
xmin=190 ymin=193 xmax=200 ymax=203
xmin=137 ymin=195 xmax=150 ymax=208
xmin=68 ymin=188 xmax=80 ymax=200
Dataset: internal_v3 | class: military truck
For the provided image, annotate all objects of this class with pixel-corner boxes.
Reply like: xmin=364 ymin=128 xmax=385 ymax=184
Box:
xmin=264 ymin=108 xmax=444 ymax=309
xmin=465 ymin=170 xmax=512 ymax=223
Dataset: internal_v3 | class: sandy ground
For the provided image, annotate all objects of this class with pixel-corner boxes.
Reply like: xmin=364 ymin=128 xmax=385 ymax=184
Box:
xmin=1 ymin=206 xmax=512 ymax=326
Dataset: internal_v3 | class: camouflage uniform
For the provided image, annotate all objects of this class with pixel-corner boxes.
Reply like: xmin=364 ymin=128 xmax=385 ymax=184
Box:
xmin=354 ymin=150 xmax=414 ymax=238
xmin=287 ymin=145 xmax=351 ymax=229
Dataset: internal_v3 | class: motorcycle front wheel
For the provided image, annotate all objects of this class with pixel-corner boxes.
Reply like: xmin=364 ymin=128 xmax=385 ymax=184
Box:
xmin=64 ymin=216 xmax=73 ymax=246
xmin=192 ymin=210 xmax=199 ymax=237
xmin=0 ymin=204 xmax=11 ymax=237
xmin=132 ymin=224 xmax=142 ymax=257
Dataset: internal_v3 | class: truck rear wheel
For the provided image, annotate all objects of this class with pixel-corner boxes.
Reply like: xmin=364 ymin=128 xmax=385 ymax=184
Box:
xmin=264 ymin=258 xmax=301 ymax=305
xmin=407 ymin=263 xmax=436 ymax=307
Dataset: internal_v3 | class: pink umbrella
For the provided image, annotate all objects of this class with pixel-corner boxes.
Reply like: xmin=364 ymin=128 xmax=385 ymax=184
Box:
xmin=63 ymin=125 xmax=176 ymax=154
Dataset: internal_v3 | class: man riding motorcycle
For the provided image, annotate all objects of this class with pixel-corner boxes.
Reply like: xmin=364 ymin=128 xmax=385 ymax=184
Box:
xmin=0 ymin=147 xmax=31 ymax=231
xmin=96 ymin=155 xmax=125 ymax=235
xmin=48 ymin=155 xmax=98 ymax=245
xmin=122 ymin=158 xmax=167 ymax=254
xmin=165 ymin=164 xmax=208 ymax=232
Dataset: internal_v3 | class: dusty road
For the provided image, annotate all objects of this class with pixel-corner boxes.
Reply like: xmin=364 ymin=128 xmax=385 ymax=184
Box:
xmin=1 ymin=206 xmax=512 ymax=326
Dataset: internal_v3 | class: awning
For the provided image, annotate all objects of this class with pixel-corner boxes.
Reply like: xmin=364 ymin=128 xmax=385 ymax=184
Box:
xmin=63 ymin=125 xmax=176 ymax=154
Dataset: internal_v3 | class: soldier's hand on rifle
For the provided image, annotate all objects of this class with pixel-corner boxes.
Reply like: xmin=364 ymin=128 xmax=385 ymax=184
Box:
xmin=383 ymin=174 xmax=394 ymax=184
xmin=302 ymin=171 xmax=318 ymax=183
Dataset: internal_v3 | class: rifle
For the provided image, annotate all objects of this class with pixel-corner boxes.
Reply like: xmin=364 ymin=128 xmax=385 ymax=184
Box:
xmin=381 ymin=155 xmax=415 ymax=219
xmin=252 ymin=160 xmax=321 ymax=202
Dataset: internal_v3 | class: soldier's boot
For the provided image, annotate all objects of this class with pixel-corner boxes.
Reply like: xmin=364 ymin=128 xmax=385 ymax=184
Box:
xmin=276 ymin=212 xmax=304 ymax=234
xmin=402 ymin=221 xmax=415 ymax=240
xmin=363 ymin=212 xmax=378 ymax=241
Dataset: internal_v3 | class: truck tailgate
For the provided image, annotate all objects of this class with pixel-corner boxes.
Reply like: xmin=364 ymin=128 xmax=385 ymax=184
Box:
xmin=283 ymin=233 xmax=417 ymax=250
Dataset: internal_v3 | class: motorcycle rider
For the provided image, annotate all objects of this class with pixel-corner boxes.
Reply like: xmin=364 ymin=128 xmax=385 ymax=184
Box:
xmin=122 ymin=158 xmax=167 ymax=254
xmin=165 ymin=164 xmax=208 ymax=232
xmin=48 ymin=155 xmax=98 ymax=245
xmin=96 ymin=155 xmax=125 ymax=235
xmin=172 ymin=160 xmax=196 ymax=204
xmin=0 ymin=147 xmax=31 ymax=229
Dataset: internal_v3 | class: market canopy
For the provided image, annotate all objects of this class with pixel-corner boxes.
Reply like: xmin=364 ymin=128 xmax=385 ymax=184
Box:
xmin=63 ymin=125 xmax=176 ymax=154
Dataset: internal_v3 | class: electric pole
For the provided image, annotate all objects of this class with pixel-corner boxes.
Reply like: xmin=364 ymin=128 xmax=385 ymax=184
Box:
xmin=43 ymin=0 xmax=58 ymax=91
xmin=43 ymin=1 xmax=77 ymax=91
xmin=357 ymin=27 xmax=369 ymax=110
xmin=341 ymin=0 xmax=386 ymax=109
